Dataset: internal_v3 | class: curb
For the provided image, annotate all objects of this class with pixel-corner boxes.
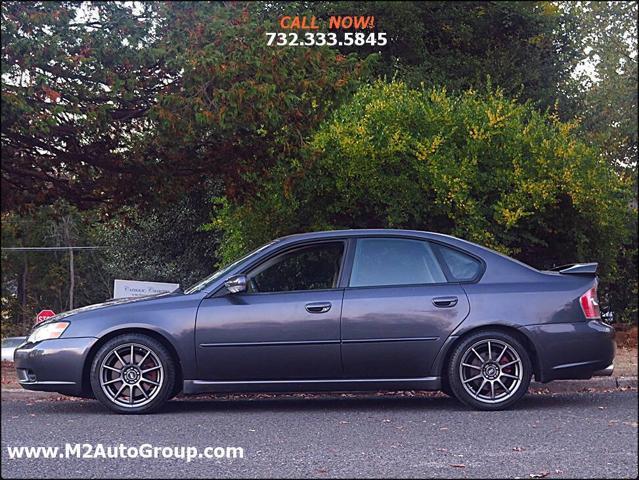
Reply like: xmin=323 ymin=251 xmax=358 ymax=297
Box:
xmin=531 ymin=376 xmax=637 ymax=393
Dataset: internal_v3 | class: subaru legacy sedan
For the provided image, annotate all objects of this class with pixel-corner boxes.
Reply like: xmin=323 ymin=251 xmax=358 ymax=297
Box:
xmin=15 ymin=229 xmax=615 ymax=413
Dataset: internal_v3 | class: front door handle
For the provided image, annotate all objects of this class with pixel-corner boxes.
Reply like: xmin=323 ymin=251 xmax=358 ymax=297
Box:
xmin=305 ymin=302 xmax=332 ymax=314
xmin=432 ymin=296 xmax=458 ymax=308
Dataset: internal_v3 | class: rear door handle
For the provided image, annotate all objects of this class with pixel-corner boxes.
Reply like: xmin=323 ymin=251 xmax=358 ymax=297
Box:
xmin=432 ymin=296 xmax=458 ymax=308
xmin=305 ymin=302 xmax=332 ymax=314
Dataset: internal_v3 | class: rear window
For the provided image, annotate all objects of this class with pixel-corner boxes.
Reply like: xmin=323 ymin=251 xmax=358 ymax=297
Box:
xmin=437 ymin=245 xmax=482 ymax=281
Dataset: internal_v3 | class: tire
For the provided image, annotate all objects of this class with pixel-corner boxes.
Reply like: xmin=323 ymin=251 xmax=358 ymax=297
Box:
xmin=73 ymin=391 xmax=96 ymax=400
xmin=447 ymin=330 xmax=532 ymax=411
xmin=90 ymin=333 xmax=176 ymax=414
xmin=440 ymin=376 xmax=454 ymax=397
xmin=169 ymin=380 xmax=182 ymax=400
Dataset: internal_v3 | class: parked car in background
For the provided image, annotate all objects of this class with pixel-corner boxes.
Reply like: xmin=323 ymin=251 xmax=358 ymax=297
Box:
xmin=14 ymin=229 xmax=615 ymax=413
xmin=2 ymin=337 xmax=26 ymax=362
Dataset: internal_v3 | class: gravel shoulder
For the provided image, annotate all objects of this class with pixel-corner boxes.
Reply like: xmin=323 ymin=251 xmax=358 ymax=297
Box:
xmin=2 ymin=390 xmax=637 ymax=479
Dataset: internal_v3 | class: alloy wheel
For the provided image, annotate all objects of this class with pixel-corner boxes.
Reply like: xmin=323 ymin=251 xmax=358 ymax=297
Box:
xmin=99 ymin=343 xmax=164 ymax=408
xmin=458 ymin=338 xmax=523 ymax=404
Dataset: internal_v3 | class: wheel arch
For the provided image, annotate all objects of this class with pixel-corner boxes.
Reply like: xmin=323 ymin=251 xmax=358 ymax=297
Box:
xmin=439 ymin=324 xmax=541 ymax=382
xmin=81 ymin=328 xmax=183 ymax=397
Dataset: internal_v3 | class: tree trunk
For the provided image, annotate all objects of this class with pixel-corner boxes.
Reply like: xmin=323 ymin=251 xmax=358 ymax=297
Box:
xmin=19 ymin=254 xmax=28 ymax=332
xmin=62 ymin=219 xmax=75 ymax=311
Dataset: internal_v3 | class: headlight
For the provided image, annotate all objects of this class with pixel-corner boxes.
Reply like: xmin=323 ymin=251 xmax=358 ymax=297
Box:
xmin=27 ymin=322 xmax=70 ymax=344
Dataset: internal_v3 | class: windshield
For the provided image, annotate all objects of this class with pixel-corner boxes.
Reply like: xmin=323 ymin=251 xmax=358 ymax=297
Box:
xmin=184 ymin=241 xmax=276 ymax=294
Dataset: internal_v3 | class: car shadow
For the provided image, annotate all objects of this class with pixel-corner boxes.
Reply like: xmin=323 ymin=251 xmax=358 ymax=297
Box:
xmin=158 ymin=391 xmax=582 ymax=414
xmin=7 ymin=390 xmax=621 ymax=416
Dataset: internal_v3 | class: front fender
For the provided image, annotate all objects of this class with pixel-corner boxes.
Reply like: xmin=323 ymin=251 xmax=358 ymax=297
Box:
xmin=60 ymin=294 xmax=202 ymax=379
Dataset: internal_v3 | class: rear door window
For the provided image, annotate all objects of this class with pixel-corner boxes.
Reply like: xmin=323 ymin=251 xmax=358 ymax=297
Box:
xmin=349 ymin=238 xmax=447 ymax=287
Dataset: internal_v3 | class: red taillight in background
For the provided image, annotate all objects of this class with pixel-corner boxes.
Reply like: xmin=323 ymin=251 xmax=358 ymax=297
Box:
xmin=580 ymin=286 xmax=601 ymax=319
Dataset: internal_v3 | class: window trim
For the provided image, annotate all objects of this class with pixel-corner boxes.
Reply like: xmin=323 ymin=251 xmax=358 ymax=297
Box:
xmin=345 ymin=236 xmax=485 ymax=289
xmin=206 ymin=234 xmax=486 ymax=297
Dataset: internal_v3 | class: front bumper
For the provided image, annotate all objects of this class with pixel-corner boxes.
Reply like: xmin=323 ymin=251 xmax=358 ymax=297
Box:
xmin=521 ymin=320 xmax=615 ymax=383
xmin=14 ymin=337 xmax=98 ymax=396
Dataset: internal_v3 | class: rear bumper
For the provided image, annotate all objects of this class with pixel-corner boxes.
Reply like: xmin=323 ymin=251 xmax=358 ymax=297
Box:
xmin=521 ymin=320 xmax=615 ymax=383
xmin=14 ymin=337 xmax=97 ymax=396
xmin=593 ymin=363 xmax=614 ymax=377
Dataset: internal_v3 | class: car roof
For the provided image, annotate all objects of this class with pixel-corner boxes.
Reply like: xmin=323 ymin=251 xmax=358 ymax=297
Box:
xmin=277 ymin=229 xmax=451 ymax=242
xmin=274 ymin=229 xmax=480 ymax=251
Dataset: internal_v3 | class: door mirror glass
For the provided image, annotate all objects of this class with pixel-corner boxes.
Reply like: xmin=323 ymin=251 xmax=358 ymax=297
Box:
xmin=224 ymin=274 xmax=247 ymax=294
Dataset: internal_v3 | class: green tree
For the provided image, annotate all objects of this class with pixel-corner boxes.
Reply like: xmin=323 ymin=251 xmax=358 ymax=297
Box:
xmin=1 ymin=1 xmax=172 ymax=210
xmin=212 ymin=81 xmax=631 ymax=317
xmin=1 ymin=1 xmax=372 ymax=211
xmin=1 ymin=204 xmax=111 ymax=336
xmin=564 ymin=1 xmax=638 ymax=171
xmin=149 ymin=1 xmax=373 ymax=204
xmin=94 ymin=186 xmax=220 ymax=289
xmin=561 ymin=1 xmax=637 ymax=324
xmin=1 ymin=193 xmax=222 ymax=337
xmin=261 ymin=1 xmax=581 ymax=112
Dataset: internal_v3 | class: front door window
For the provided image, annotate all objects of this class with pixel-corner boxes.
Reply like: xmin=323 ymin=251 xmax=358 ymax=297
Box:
xmin=248 ymin=242 xmax=345 ymax=293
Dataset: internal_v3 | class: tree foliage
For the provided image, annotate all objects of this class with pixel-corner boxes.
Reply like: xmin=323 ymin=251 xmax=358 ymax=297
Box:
xmin=560 ymin=1 xmax=637 ymax=323
xmin=212 ymin=81 xmax=631 ymax=316
xmin=1 ymin=1 xmax=636 ymax=325
xmin=1 ymin=1 xmax=171 ymax=210
xmin=565 ymin=1 xmax=638 ymax=172
xmin=94 ymin=187 xmax=220 ymax=289
xmin=1 ymin=204 xmax=110 ymax=336
xmin=273 ymin=1 xmax=581 ymax=112
xmin=149 ymin=1 xmax=373 ymax=203
xmin=1 ymin=191 xmax=220 ymax=336
xmin=1 ymin=1 xmax=372 ymax=211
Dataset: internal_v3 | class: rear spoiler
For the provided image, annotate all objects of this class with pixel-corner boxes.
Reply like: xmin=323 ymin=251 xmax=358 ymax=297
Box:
xmin=549 ymin=263 xmax=598 ymax=275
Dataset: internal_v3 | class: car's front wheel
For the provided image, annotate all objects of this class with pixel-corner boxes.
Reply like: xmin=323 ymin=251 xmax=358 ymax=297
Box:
xmin=90 ymin=333 xmax=176 ymax=414
xmin=447 ymin=330 xmax=532 ymax=410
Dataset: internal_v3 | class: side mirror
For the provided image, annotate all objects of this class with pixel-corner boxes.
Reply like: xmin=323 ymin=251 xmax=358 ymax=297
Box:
xmin=224 ymin=274 xmax=247 ymax=294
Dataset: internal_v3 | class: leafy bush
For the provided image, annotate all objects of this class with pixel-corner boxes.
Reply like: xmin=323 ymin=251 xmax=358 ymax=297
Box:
xmin=212 ymin=81 xmax=632 ymax=319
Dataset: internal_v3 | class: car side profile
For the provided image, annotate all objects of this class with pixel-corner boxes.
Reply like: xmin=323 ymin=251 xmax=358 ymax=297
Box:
xmin=14 ymin=229 xmax=615 ymax=413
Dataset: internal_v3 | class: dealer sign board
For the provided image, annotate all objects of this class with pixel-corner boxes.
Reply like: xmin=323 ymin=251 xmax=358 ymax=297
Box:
xmin=113 ymin=279 xmax=179 ymax=299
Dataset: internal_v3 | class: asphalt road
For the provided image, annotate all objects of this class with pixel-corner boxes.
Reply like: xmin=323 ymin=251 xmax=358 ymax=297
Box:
xmin=1 ymin=391 xmax=637 ymax=479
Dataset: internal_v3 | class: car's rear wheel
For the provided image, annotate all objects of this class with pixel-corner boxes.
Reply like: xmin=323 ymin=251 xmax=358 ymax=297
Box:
xmin=90 ymin=333 xmax=175 ymax=414
xmin=447 ymin=330 xmax=532 ymax=410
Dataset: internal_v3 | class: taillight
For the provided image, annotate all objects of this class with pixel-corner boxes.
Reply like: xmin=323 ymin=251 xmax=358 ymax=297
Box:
xmin=580 ymin=287 xmax=600 ymax=319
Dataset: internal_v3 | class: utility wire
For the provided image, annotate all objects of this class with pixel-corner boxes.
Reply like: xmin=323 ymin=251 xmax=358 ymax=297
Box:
xmin=1 ymin=246 xmax=108 ymax=251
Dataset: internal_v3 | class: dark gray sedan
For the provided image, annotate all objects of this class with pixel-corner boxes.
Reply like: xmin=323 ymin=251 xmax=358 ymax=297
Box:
xmin=14 ymin=229 xmax=615 ymax=413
